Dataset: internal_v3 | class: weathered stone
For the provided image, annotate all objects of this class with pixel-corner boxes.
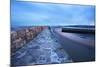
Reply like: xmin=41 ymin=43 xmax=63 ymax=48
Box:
xmin=11 ymin=26 xmax=46 ymax=54
xmin=11 ymin=28 xmax=72 ymax=66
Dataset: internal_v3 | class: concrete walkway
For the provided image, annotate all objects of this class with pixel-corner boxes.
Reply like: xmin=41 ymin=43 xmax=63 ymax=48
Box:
xmin=11 ymin=28 xmax=72 ymax=66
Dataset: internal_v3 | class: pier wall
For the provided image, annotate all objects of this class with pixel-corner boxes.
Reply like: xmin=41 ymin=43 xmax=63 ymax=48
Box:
xmin=11 ymin=26 xmax=47 ymax=54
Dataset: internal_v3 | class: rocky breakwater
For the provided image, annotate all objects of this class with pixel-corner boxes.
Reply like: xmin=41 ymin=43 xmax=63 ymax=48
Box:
xmin=11 ymin=26 xmax=47 ymax=55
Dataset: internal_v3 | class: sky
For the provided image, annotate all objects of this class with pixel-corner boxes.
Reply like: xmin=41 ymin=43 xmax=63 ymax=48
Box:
xmin=11 ymin=1 xmax=95 ymax=27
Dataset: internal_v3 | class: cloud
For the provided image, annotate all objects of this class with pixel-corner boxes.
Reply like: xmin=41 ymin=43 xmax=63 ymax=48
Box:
xmin=11 ymin=1 xmax=95 ymax=26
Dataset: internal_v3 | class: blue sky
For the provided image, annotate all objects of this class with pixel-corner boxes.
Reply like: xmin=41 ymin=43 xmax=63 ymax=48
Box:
xmin=11 ymin=1 xmax=95 ymax=27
